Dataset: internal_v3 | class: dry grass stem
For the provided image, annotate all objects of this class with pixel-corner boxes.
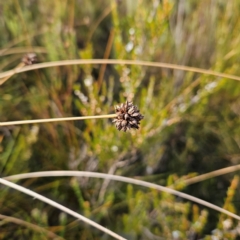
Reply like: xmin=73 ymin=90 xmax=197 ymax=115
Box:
xmin=4 ymin=171 xmax=240 ymax=221
xmin=1 ymin=59 xmax=240 ymax=82
xmin=87 ymin=5 xmax=115 ymax=42
xmin=97 ymin=29 xmax=115 ymax=90
xmin=163 ymin=77 xmax=202 ymax=112
xmin=182 ymin=164 xmax=240 ymax=186
xmin=0 ymin=53 xmax=37 ymax=85
xmin=0 ymin=27 xmax=49 ymax=56
xmin=0 ymin=214 xmax=64 ymax=240
xmin=0 ymin=46 xmax=47 ymax=56
xmin=0 ymin=62 xmax=25 ymax=85
xmin=0 ymin=178 xmax=126 ymax=240
xmin=0 ymin=114 xmax=117 ymax=126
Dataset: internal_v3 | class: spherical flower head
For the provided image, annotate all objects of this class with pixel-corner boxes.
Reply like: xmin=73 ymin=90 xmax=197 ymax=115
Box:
xmin=113 ymin=101 xmax=144 ymax=132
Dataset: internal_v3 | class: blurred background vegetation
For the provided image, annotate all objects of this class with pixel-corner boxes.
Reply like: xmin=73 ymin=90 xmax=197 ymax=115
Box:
xmin=1 ymin=0 xmax=240 ymax=239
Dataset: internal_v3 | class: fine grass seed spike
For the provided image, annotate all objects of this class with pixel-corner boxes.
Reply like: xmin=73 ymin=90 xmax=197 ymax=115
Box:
xmin=113 ymin=101 xmax=144 ymax=132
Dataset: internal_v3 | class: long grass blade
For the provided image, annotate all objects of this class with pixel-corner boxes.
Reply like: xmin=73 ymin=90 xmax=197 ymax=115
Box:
xmin=0 ymin=59 xmax=240 ymax=82
xmin=0 ymin=178 xmax=126 ymax=240
xmin=4 ymin=171 xmax=240 ymax=221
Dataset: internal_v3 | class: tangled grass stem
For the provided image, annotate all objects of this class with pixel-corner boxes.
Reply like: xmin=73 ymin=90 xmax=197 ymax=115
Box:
xmin=0 ymin=114 xmax=117 ymax=126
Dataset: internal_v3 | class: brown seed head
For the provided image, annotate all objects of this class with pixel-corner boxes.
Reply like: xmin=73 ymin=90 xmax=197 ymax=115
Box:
xmin=22 ymin=53 xmax=37 ymax=65
xmin=113 ymin=101 xmax=144 ymax=132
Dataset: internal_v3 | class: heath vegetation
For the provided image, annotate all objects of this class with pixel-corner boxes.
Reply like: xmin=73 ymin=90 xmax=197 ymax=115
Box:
xmin=1 ymin=1 xmax=240 ymax=239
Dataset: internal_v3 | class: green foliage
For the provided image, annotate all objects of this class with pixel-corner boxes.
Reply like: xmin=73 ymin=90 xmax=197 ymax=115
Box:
xmin=1 ymin=0 xmax=240 ymax=239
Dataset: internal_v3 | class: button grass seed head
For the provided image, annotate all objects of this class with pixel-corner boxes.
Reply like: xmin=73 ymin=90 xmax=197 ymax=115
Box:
xmin=22 ymin=53 xmax=37 ymax=65
xmin=113 ymin=101 xmax=144 ymax=132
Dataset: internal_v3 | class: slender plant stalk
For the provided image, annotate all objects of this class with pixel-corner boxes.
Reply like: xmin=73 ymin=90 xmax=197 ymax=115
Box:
xmin=4 ymin=171 xmax=240 ymax=221
xmin=0 ymin=178 xmax=126 ymax=240
xmin=0 ymin=47 xmax=47 ymax=56
xmin=97 ymin=29 xmax=115 ymax=90
xmin=87 ymin=5 xmax=115 ymax=42
xmin=163 ymin=76 xmax=202 ymax=113
xmin=0 ymin=27 xmax=49 ymax=56
xmin=0 ymin=55 xmax=24 ymax=71
xmin=0 ymin=62 xmax=25 ymax=85
xmin=182 ymin=164 xmax=240 ymax=186
xmin=0 ymin=114 xmax=117 ymax=126
xmin=0 ymin=214 xmax=64 ymax=240
xmin=1 ymin=59 xmax=240 ymax=83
